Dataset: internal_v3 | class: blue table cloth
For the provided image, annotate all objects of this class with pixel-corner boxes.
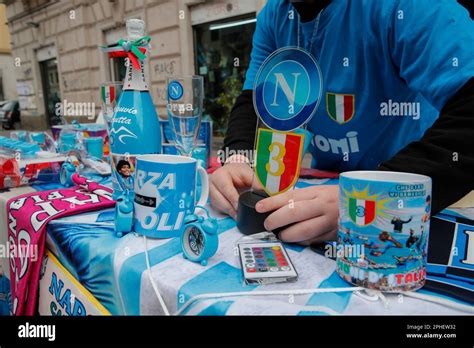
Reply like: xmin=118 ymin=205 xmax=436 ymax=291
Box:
xmin=36 ymin=177 xmax=473 ymax=315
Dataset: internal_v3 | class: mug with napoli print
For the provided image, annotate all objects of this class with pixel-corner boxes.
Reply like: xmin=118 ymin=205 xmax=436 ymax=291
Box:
xmin=133 ymin=154 xmax=209 ymax=238
xmin=337 ymin=171 xmax=431 ymax=292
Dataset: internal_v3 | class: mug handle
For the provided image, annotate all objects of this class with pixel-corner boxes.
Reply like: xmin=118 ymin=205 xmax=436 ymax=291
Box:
xmin=195 ymin=166 xmax=209 ymax=207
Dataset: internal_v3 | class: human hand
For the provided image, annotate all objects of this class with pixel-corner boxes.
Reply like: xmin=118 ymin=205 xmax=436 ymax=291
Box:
xmin=210 ymin=163 xmax=260 ymax=219
xmin=255 ymin=185 xmax=339 ymax=245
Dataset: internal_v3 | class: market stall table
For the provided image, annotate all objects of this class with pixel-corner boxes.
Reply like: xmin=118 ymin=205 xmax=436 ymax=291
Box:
xmin=0 ymin=177 xmax=472 ymax=315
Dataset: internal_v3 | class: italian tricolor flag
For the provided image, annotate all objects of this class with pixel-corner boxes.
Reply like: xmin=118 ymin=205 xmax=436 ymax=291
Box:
xmin=349 ymin=198 xmax=376 ymax=226
xmin=255 ymin=129 xmax=303 ymax=195
xmin=327 ymin=93 xmax=354 ymax=124
xmin=101 ymin=85 xmax=116 ymax=105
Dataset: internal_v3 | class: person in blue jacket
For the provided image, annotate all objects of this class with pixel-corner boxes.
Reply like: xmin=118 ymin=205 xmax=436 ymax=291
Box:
xmin=210 ymin=0 xmax=474 ymax=245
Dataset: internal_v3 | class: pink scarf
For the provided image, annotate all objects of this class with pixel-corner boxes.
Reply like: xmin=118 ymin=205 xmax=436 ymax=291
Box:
xmin=7 ymin=175 xmax=115 ymax=315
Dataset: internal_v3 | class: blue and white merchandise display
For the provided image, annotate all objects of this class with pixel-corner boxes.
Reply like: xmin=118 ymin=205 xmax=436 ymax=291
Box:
xmin=133 ymin=154 xmax=209 ymax=239
xmin=108 ymin=19 xmax=162 ymax=200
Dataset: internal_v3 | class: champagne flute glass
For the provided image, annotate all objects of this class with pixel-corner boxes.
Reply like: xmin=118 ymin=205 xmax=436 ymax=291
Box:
xmin=100 ymin=81 xmax=123 ymax=133
xmin=166 ymin=75 xmax=204 ymax=157
xmin=100 ymin=81 xmax=122 ymax=161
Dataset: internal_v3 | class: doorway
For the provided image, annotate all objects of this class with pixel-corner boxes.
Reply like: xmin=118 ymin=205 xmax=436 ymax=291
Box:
xmin=193 ymin=15 xmax=256 ymax=135
xmin=39 ymin=58 xmax=61 ymax=126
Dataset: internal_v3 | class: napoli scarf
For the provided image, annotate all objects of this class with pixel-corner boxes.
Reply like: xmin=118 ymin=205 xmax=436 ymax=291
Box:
xmin=7 ymin=175 xmax=115 ymax=315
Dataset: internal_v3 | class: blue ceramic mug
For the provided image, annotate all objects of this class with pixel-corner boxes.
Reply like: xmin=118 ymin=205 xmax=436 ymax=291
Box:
xmin=84 ymin=137 xmax=104 ymax=159
xmin=337 ymin=171 xmax=432 ymax=292
xmin=30 ymin=132 xmax=46 ymax=145
xmin=59 ymin=132 xmax=76 ymax=153
xmin=133 ymin=154 xmax=209 ymax=238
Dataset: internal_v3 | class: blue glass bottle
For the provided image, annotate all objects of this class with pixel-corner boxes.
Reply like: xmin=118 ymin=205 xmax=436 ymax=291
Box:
xmin=109 ymin=19 xmax=162 ymax=199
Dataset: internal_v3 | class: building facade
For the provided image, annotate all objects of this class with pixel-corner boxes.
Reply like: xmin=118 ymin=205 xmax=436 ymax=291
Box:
xmin=0 ymin=3 xmax=17 ymax=101
xmin=5 ymin=0 xmax=264 ymax=130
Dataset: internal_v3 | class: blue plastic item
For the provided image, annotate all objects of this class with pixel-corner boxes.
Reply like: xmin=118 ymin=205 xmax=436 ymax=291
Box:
xmin=0 ymin=136 xmax=41 ymax=156
xmin=59 ymin=133 xmax=77 ymax=153
xmin=12 ymin=131 xmax=28 ymax=142
xmin=181 ymin=206 xmax=219 ymax=266
xmin=115 ymin=191 xmax=134 ymax=237
xmin=84 ymin=137 xmax=104 ymax=159
xmin=60 ymin=162 xmax=76 ymax=186
xmin=30 ymin=132 xmax=46 ymax=145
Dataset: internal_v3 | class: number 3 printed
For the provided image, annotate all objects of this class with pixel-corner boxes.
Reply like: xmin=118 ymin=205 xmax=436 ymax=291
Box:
xmin=266 ymin=142 xmax=286 ymax=176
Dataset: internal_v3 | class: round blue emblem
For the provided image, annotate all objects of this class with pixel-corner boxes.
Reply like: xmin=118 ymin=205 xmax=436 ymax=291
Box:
xmin=253 ymin=47 xmax=322 ymax=131
xmin=168 ymin=80 xmax=184 ymax=100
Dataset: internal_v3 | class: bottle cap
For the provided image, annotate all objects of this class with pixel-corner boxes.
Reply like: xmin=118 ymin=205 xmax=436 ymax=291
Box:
xmin=126 ymin=19 xmax=145 ymax=40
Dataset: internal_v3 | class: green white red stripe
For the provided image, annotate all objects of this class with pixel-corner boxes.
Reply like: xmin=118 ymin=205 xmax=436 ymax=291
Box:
xmin=101 ymin=85 xmax=116 ymax=105
xmin=255 ymin=129 xmax=302 ymax=195
xmin=327 ymin=93 xmax=354 ymax=124
xmin=349 ymin=198 xmax=376 ymax=226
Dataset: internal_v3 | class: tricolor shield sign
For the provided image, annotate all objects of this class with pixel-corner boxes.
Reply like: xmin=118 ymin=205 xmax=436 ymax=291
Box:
xmin=101 ymin=85 xmax=116 ymax=105
xmin=326 ymin=93 xmax=354 ymax=124
xmin=255 ymin=128 xmax=304 ymax=196
xmin=349 ymin=198 xmax=376 ymax=226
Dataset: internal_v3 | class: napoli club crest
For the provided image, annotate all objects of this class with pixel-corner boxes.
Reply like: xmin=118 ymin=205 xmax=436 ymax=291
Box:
xmin=348 ymin=198 xmax=376 ymax=226
xmin=168 ymin=80 xmax=184 ymax=100
xmin=253 ymin=47 xmax=323 ymax=131
xmin=255 ymin=128 xmax=304 ymax=196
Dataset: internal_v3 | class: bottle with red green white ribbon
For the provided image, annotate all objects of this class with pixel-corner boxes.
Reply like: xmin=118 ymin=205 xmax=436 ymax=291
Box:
xmin=104 ymin=19 xmax=162 ymax=199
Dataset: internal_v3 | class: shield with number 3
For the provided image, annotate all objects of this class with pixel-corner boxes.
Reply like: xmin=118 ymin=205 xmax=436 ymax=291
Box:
xmin=255 ymin=128 xmax=304 ymax=196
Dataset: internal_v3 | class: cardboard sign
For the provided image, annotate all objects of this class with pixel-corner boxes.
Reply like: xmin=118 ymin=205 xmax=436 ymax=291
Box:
xmin=38 ymin=250 xmax=110 ymax=316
